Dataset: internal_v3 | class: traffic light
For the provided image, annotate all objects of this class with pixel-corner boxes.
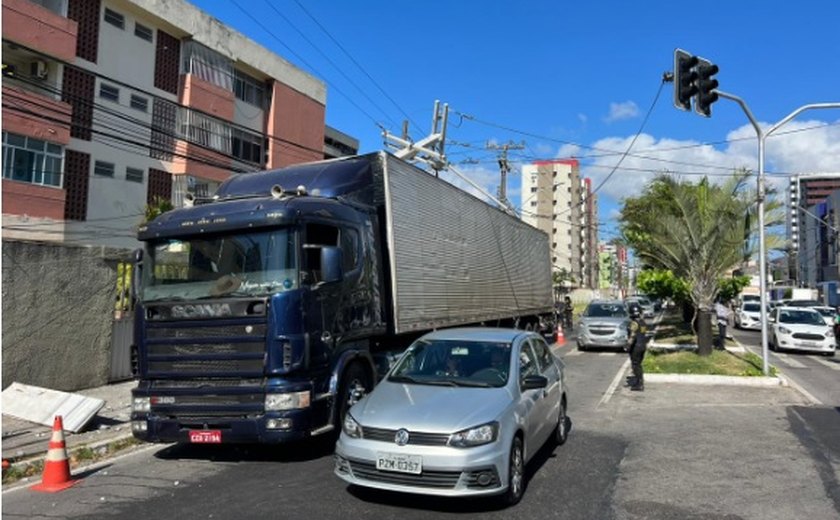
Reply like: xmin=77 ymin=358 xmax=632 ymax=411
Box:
xmin=694 ymin=58 xmax=720 ymax=117
xmin=674 ymin=49 xmax=698 ymax=111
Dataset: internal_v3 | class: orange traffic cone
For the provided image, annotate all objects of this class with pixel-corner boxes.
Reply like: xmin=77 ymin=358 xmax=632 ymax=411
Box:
xmin=31 ymin=416 xmax=79 ymax=492
xmin=556 ymin=324 xmax=566 ymax=346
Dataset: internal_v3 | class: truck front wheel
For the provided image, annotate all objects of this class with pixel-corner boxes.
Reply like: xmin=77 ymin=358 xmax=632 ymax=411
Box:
xmin=337 ymin=363 xmax=372 ymax=426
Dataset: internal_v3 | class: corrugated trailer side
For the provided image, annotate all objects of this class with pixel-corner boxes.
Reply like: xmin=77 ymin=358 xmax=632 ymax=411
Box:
xmin=380 ymin=152 xmax=553 ymax=334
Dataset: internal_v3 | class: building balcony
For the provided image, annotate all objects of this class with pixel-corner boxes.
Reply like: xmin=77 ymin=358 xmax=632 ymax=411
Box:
xmin=2 ymin=0 xmax=77 ymax=62
xmin=2 ymin=84 xmax=72 ymax=144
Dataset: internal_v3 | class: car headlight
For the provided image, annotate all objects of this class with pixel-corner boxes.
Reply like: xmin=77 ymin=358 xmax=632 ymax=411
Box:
xmin=342 ymin=413 xmax=362 ymax=438
xmin=827 ymin=328 xmax=834 ymax=337
xmin=778 ymin=326 xmax=792 ymax=335
xmin=265 ymin=391 xmax=311 ymax=411
xmin=448 ymin=422 xmax=498 ymax=448
xmin=132 ymin=397 xmax=150 ymax=413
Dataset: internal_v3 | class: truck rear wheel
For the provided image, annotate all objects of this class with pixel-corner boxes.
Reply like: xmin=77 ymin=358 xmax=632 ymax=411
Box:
xmin=337 ymin=363 xmax=372 ymax=427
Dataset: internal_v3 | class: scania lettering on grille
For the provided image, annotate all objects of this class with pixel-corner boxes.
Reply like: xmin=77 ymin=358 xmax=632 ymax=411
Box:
xmin=171 ymin=304 xmax=233 ymax=319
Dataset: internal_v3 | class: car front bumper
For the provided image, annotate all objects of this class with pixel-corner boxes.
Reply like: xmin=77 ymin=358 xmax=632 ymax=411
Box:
xmin=776 ymin=335 xmax=836 ymax=353
xmin=577 ymin=328 xmax=629 ymax=349
xmin=334 ymin=433 xmax=509 ymax=497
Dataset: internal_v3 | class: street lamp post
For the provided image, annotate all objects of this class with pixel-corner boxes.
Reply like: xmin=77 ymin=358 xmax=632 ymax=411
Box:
xmin=716 ymin=94 xmax=840 ymax=375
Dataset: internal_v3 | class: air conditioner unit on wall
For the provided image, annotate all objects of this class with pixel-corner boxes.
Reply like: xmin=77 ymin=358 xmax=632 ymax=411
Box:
xmin=30 ymin=60 xmax=48 ymax=80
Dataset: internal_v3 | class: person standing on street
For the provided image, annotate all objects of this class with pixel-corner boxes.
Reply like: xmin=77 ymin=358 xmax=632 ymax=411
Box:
xmin=563 ymin=296 xmax=573 ymax=329
xmin=626 ymin=303 xmax=648 ymax=391
xmin=715 ymin=299 xmax=731 ymax=350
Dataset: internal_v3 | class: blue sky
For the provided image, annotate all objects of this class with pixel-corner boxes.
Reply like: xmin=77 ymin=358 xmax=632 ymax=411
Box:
xmin=193 ymin=0 xmax=840 ymax=243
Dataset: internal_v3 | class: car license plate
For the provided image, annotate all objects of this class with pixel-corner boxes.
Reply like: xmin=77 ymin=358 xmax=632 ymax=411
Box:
xmin=376 ymin=453 xmax=422 ymax=474
xmin=189 ymin=430 xmax=222 ymax=443
xmin=800 ymin=341 xmax=820 ymax=348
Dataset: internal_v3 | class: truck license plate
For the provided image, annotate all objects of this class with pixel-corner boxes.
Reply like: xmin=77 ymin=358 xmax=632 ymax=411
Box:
xmin=189 ymin=430 xmax=222 ymax=443
xmin=376 ymin=453 xmax=422 ymax=474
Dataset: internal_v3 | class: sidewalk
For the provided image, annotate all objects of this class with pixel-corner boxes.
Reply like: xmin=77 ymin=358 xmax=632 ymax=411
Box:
xmin=2 ymin=380 xmax=138 ymax=470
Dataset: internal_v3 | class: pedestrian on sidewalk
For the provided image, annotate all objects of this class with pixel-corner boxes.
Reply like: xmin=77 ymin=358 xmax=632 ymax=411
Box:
xmin=715 ymin=298 xmax=732 ymax=350
xmin=626 ymin=303 xmax=648 ymax=391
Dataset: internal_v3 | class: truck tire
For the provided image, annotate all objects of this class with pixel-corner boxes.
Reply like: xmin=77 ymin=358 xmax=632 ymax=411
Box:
xmin=337 ymin=363 xmax=372 ymax=427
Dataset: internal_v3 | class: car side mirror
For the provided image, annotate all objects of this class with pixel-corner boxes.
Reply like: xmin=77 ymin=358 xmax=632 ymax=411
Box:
xmin=521 ymin=375 xmax=548 ymax=391
xmin=769 ymin=315 xmax=776 ymax=323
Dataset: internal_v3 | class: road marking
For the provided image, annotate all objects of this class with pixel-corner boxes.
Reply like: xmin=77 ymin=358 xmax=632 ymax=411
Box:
xmin=775 ymin=353 xmax=807 ymax=368
xmin=597 ymin=358 xmax=630 ymax=409
xmin=564 ymin=349 xmax=582 ymax=357
xmin=598 ymin=352 xmax=615 ymax=357
xmin=813 ymin=357 xmax=840 ymax=371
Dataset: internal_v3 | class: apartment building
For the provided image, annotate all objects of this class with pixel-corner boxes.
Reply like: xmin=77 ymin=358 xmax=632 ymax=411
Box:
xmin=582 ymin=177 xmax=599 ymax=289
xmin=520 ymin=159 xmax=585 ymax=285
xmin=2 ymin=0 xmax=357 ymax=248
xmin=788 ymin=173 xmax=840 ymax=285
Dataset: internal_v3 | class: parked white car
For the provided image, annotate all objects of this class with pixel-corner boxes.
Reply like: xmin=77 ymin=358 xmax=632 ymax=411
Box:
xmin=734 ymin=302 xmax=766 ymax=331
xmin=770 ymin=307 xmax=836 ymax=356
xmin=809 ymin=306 xmax=835 ymax=326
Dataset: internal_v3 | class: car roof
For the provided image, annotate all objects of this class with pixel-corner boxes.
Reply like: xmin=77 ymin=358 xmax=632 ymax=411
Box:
xmin=776 ymin=306 xmax=820 ymax=313
xmin=419 ymin=327 xmax=528 ymax=343
xmin=590 ymin=299 xmax=625 ymax=305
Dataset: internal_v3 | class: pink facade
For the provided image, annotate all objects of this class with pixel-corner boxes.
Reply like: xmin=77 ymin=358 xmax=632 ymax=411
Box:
xmin=2 ymin=179 xmax=66 ymax=219
xmin=2 ymin=85 xmax=73 ymax=145
xmin=179 ymin=75 xmax=235 ymax=121
xmin=2 ymin=0 xmax=78 ymax=62
xmin=267 ymin=81 xmax=325 ymax=168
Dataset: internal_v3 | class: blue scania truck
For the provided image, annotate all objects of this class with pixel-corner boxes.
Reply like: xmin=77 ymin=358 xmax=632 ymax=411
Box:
xmin=131 ymin=152 xmax=554 ymax=445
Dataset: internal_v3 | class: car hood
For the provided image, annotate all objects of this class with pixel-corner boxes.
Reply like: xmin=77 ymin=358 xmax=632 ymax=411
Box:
xmin=776 ymin=323 xmax=831 ymax=335
xmin=580 ymin=317 xmax=629 ymax=327
xmin=351 ymin=381 xmax=514 ymax=433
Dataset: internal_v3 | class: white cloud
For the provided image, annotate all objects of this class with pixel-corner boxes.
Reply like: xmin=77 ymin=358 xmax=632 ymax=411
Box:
xmin=604 ymin=101 xmax=640 ymax=123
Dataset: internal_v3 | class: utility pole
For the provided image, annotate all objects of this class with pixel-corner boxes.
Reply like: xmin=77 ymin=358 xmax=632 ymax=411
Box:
xmin=486 ymin=141 xmax=525 ymax=211
xmin=383 ymin=100 xmax=449 ymax=175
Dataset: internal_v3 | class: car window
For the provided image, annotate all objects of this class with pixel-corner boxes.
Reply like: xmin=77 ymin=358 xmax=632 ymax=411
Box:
xmin=529 ymin=338 xmax=553 ymax=372
xmin=388 ymin=339 xmax=512 ymax=387
xmin=518 ymin=342 xmax=539 ymax=382
xmin=584 ymin=303 xmax=627 ymax=318
xmin=777 ymin=309 xmax=826 ymax=326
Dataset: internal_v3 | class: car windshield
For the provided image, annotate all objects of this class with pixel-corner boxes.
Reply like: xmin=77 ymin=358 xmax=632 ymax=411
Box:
xmin=778 ymin=310 xmax=826 ymax=326
xmin=814 ymin=307 xmax=834 ymax=317
xmin=743 ymin=303 xmax=762 ymax=312
xmin=388 ymin=339 xmax=512 ymax=388
xmin=584 ymin=303 xmax=627 ymax=318
xmin=141 ymin=228 xmax=298 ymax=302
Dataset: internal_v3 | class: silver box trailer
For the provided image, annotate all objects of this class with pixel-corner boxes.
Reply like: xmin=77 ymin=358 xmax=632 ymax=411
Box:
xmin=378 ymin=153 xmax=554 ymax=334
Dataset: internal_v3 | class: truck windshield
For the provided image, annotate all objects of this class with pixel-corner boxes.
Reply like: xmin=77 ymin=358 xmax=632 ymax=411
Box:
xmin=141 ymin=228 xmax=297 ymax=302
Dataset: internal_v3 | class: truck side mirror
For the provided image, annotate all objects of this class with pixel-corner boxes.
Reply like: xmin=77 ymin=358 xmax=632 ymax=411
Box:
xmin=132 ymin=248 xmax=143 ymax=302
xmin=320 ymin=246 xmax=343 ymax=284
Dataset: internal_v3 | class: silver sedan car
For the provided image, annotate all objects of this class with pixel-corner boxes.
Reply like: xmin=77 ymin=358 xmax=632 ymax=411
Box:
xmin=335 ymin=328 xmax=568 ymax=505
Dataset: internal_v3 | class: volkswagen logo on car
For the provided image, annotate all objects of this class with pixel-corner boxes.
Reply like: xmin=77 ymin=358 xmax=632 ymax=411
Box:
xmin=394 ymin=428 xmax=410 ymax=446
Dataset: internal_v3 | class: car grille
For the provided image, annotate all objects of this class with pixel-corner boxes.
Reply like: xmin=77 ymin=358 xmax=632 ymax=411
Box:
xmin=362 ymin=426 xmax=451 ymax=446
xmin=792 ymin=333 xmax=825 ymax=340
xmin=588 ymin=327 xmax=616 ymax=336
xmin=346 ymin=459 xmax=462 ymax=488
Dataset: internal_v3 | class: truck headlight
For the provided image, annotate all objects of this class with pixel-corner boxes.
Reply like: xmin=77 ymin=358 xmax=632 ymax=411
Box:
xmin=342 ymin=413 xmax=362 ymax=438
xmin=265 ymin=391 xmax=311 ymax=411
xmin=132 ymin=397 xmax=150 ymax=413
xmin=448 ymin=422 xmax=498 ymax=448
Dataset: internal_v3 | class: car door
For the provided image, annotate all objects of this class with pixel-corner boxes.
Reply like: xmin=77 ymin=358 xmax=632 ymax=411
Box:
xmin=530 ymin=337 xmax=561 ymax=445
xmin=517 ymin=339 xmax=548 ymax=450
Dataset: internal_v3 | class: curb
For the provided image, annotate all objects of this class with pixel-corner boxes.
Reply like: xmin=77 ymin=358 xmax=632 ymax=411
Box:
xmin=644 ymin=373 xmax=784 ymax=386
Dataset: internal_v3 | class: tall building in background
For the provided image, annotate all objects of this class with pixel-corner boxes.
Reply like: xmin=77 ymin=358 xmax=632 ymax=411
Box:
xmin=582 ymin=178 xmax=599 ymax=289
xmin=788 ymin=173 xmax=840 ymax=285
xmin=2 ymin=0 xmax=357 ymax=248
xmin=520 ymin=159 xmax=585 ymax=286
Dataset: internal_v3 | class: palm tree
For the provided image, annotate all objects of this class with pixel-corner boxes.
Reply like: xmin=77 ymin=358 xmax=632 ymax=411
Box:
xmin=620 ymin=171 xmax=783 ymax=355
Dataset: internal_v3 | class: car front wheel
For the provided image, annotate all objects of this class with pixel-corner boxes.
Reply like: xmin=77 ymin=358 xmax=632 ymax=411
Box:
xmin=502 ymin=436 xmax=525 ymax=506
xmin=554 ymin=398 xmax=569 ymax=446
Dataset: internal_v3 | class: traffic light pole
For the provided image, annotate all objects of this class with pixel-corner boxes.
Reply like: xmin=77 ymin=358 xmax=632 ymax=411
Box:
xmin=717 ymin=92 xmax=840 ymax=375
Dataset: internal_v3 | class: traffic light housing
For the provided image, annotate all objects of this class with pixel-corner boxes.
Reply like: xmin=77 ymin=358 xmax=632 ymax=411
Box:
xmin=674 ymin=49 xmax=698 ymax=111
xmin=694 ymin=58 xmax=720 ymax=117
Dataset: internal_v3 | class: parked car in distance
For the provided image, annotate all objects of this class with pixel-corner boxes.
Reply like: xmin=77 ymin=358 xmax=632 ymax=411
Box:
xmin=577 ymin=300 xmax=631 ymax=351
xmin=625 ymin=296 xmax=655 ymax=319
xmin=770 ymin=307 xmax=836 ymax=356
xmin=810 ymin=306 xmax=835 ymax=326
xmin=785 ymin=299 xmax=823 ymax=308
xmin=334 ymin=328 xmax=568 ymax=505
xmin=734 ymin=302 xmax=768 ymax=331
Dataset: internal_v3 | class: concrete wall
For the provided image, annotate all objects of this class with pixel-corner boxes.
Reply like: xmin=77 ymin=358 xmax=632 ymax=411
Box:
xmin=2 ymin=239 xmax=131 ymax=391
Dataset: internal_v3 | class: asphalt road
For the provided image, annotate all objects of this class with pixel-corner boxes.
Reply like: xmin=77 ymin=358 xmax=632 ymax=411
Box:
xmin=5 ymin=327 xmax=839 ymax=520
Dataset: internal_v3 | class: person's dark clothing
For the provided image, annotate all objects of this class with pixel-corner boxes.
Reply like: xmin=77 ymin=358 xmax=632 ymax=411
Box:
xmin=627 ymin=316 xmax=648 ymax=390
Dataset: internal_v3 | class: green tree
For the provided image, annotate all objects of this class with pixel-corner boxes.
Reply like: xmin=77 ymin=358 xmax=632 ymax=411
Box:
xmin=635 ymin=269 xmax=690 ymax=302
xmin=143 ymin=196 xmax=174 ymax=224
xmin=620 ymin=171 xmax=782 ymax=355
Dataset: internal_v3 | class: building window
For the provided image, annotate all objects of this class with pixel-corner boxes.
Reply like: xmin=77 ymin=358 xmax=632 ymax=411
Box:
xmin=182 ymin=40 xmax=233 ymax=91
xmin=178 ymin=108 xmax=232 ymax=154
xmin=130 ymin=94 xmax=148 ymax=112
xmin=94 ymin=160 xmax=115 ymax=177
xmin=126 ymin=167 xmax=144 ymax=183
xmin=233 ymin=69 xmax=265 ymax=107
xmin=103 ymin=8 xmax=124 ymax=29
xmin=530 ymin=201 xmax=536 ymax=207
xmin=134 ymin=22 xmax=153 ymax=42
xmin=99 ymin=83 xmax=119 ymax=102
xmin=2 ymin=132 xmax=63 ymax=187
xmin=231 ymin=128 xmax=264 ymax=165
xmin=530 ymin=187 xmax=537 ymax=193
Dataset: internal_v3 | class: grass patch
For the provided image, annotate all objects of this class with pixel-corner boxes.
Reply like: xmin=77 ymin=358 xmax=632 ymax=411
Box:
xmin=644 ymin=349 xmax=777 ymax=377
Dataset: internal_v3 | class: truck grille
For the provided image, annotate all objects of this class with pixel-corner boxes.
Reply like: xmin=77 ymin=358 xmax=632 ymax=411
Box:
xmin=362 ymin=426 xmax=451 ymax=446
xmin=145 ymin=317 xmax=266 ymax=377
